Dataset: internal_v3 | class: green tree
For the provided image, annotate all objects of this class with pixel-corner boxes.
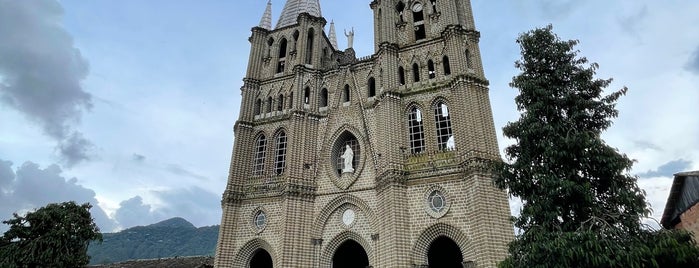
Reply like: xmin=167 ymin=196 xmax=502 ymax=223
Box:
xmin=0 ymin=201 xmax=103 ymax=267
xmin=495 ymin=25 xmax=699 ymax=267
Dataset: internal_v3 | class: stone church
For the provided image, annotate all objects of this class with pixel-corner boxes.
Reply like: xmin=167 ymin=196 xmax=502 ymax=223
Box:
xmin=214 ymin=0 xmax=513 ymax=267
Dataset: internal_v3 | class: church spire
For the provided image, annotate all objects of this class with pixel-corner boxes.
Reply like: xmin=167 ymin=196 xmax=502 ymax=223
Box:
xmin=328 ymin=20 xmax=338 ymax=49
xmin=258 ymin=0 xmax=273 ymax=30
xmin=275 ymin=0 xmax=322 ymax=29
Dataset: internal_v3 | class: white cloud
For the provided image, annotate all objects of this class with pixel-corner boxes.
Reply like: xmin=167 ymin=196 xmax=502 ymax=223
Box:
xmin=0 ymin=0 xmax=93 ymax=166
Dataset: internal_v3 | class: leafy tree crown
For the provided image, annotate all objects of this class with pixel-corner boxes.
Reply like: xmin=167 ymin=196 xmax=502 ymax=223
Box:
xmin=495 ymin=25 xmax=699 ymax=267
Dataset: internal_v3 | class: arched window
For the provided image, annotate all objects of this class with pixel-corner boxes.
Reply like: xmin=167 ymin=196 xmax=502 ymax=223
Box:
xmin=319 ymin=88 xmax=328 ymax=108
xmin=427 ymin=60 xmax=436 ymax=79
xmin=274 ymin=131 xmax=287 ymax=175
xmin=443 ymin=56 xmax=451 ymax=75
xmin=266 ymin=38 xmax=274 ymax=58
xmin=434 ymin=101 xmax=454 ymax=150
xmin=407 ymin=106 xmax=425 ymax=154
xmin=412 ymin=63 xmax=420 ymax=82
xmin=412 ymin=2 xmax=426 ymax=40
xmin=304 ymin=87 xmax=310 ymax=104
xmin=398 ymin=66 xmax=406 ymax=85
xmin=396 ymin=1 xmax=406 ymax=22
xmin=306 ymin=28 xmax=315 ymax=64
xmin=465 ymin=49 xmax=472 ymax=68
xmin=292 ymin=30 xmax=300 ymax=51
xmin=266 ymin=97 xmax=273 ymax=113
xmin=254 ymin=99 xmax=262 ymax=115
xmin=253 ymin=134 xmax=267 ymax=175
xmin=277 ymin=94 xmax=284 ymax=111
xmin=277 ymin=38 xmax=287 ymax=73
xmin=343 ymin=84 xmax=350 ymax=103
xmin=368 ymin=77 xmax=376 ymax=97
xmin=377 ymin=8 xmax=383 ymax=39
xmin=288 ymin=92 xmax=294 ymax=109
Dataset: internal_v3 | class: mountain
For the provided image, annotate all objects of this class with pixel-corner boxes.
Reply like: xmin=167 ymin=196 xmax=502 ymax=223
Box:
xmin=88 ymin=218 xmax=219 ymax=265
xmin=149 ymin=217 xmax=196 ymax=229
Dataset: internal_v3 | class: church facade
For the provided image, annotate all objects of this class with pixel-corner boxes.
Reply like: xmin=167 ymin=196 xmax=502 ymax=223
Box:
xmin=214 ymin=0 xmax=513 ymax=267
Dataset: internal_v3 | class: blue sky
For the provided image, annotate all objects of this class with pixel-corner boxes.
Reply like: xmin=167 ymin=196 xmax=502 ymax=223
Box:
xmin=1 ymin=0 xmax=698 ymax=232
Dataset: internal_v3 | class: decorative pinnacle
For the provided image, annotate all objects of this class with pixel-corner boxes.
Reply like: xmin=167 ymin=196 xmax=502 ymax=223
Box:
xmin=259 ymin=0 xmax=273 ymax=30
xmin=328 ymin=20 xmax=338 ymax=49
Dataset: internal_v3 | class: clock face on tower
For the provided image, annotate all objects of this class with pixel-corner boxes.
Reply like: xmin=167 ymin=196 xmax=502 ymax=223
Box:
xmin=412 ymin=2 xmax=423 ymax=12
xmin=342 ymin=209 xmax=355 ymax=226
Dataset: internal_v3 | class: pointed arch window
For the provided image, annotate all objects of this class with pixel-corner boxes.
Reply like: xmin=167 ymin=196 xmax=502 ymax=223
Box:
xmin=465 ymin=49 xmax=473 ymax=69
xmin=266 ymin=37 xmax=274 ymax=58
xmin=396 ymin=1 xmax=406 ymax=23
xmin=412 ymin=63 xmax=420 ymax=82
xmin=408 ymin=106 xmax=426 ymax=154
xmin=443 ymin=56 xmax=451 ymax=75
xmin=304 ymin=87 xmax=311 ymax=105
xmin=319 ymin=88 xmax=328 ymax=108
xmin=266 ymin=97 xmax=273 ymax=113
xmin=292 ymin=30 xmax=300 ymax=51
xmin=253 ymin=134 xmax=267 ymax=176
xmin=398 ymin=66 xmax=406 ymax=85
xmin=368 ymin=77 xmax=376 ymax=97
xmin=277 ymin=94 xmax=284 ymax=111
xmin=274 ymin=131 xmax=287 ymax=175
xmin=306 ymin=28 xmax=315 ymax=64
xmin=377 ymin=8 xmax=383 ymax=38
xmin=277 ymin=38 xmax=287 ymax=73
xmin=254 ymin=99 xmax=262 ymax=116
xmin=427 ymin=60 xmax=436 ymax=79
xmin=343 ymin=84 xmax=350 ymax=103
xmin=434 ymin=101 xmax=454 ymax=150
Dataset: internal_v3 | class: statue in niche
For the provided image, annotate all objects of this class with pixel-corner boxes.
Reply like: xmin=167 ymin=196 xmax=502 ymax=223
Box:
xmin=344 ymin=28 xmax=354 ymax=49
xmin=341 ymin=144 xmax=355 ymax=173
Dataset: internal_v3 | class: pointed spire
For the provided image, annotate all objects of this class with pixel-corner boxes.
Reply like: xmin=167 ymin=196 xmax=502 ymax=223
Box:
xmin=259 ymin=0 xmax=273 ymax=30
xmin=276 ymin=0 xmax=322 ymax=29
xmin=328 ymin=20 xmax=338 ymax=49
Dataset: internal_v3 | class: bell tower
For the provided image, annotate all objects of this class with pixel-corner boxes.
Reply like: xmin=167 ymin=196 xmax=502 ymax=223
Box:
xmin=215 ymin=1 xmax=513 ymax=267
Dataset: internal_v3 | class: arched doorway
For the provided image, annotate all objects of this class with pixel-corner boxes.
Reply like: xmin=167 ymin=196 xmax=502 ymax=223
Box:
xmin=250 ymin=248 xmax=273 ymax=268
xmin=332 ymin=239 xmax=369 ymax=268
xmin=428 ymin=236 xmax=463 ymax=268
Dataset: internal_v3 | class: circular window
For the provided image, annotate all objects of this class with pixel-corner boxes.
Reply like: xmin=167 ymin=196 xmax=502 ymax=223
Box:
xmin=428 ymin=190 xmax=446 ymax=213
xmin=254 ymin=211 xmax=267 ymax=229
xmin=424 ymin=187 xmax=450 ymax=218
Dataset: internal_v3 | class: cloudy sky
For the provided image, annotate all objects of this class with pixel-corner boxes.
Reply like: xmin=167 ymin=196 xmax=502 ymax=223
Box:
xmin=1 ymin=0 xmax=697 ymax=232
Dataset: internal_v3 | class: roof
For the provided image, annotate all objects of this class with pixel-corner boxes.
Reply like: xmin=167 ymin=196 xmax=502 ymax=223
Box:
xmin=660 ymin=170 xmax=699 ymax=228
xmin=276 ymin=0 xmax=322 ymax=29
xmin=88 ymin=256 xmax=213 ymax=268
xmin=258 ymin=0 xmax=273 ymax=30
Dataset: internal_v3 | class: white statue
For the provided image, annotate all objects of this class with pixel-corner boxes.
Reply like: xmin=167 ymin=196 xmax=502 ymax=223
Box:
xmin=446 ymin=135 xmax=455 ymax=150
xmin=341 ymin=144 xmax=354 ymax=173
xmin=344 ymin=27 xmax=354 ymax=49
